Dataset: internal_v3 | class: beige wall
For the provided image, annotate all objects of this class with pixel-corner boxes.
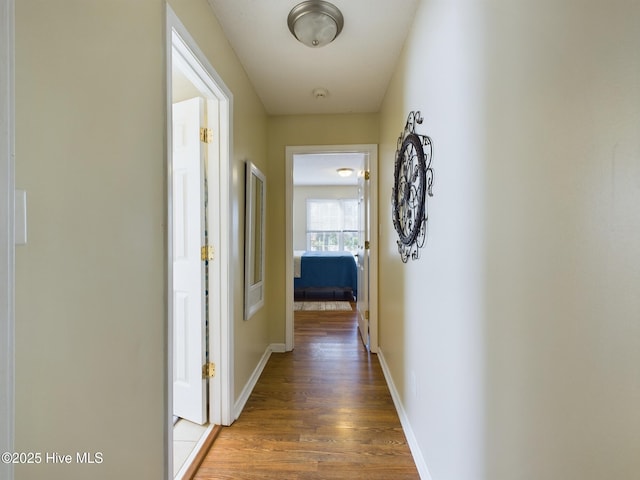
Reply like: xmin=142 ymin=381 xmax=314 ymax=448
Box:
xmin=378 ymin=2 xmax=485 ymax=477
xmin=16 ymin=1 xmax=166 ymax=478
xmin=266 ymin=114 xmax=379 ymax=342
xmin=14 ymin=0 xmax=268 ymax=478
xmin=378 ymin=0 xmax=640 ymax=479
xmin=14 ymin=0 xmax=640 ymax=478
xmin=482 ymin=1 xmax=640 ymax=478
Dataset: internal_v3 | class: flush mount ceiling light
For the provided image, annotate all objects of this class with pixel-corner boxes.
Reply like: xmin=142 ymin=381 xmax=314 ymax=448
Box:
xmin=288 ymin=1 xmax=344 ymax=48
xmin=336 ymin=168 xmax=354 ymax=177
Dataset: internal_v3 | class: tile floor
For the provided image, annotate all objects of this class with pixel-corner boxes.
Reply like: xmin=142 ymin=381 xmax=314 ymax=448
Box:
xmin=173 ymin=419 xmax=208 ymax=477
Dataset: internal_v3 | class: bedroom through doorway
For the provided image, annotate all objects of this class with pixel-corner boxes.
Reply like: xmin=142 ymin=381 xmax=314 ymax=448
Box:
xmin=285 ymin=145 xmax=379 ymax=353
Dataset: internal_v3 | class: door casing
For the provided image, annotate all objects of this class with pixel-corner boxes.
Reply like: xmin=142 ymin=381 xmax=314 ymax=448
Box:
xmin=357 ymin=166 xmax=371 ymax=350
xmin=285 ymin=144 xmax=379 ymax=353
xmin=0 ymin=1 xmax=15 ymax=479
xmin=166 ymin=6 xmax=235 ymax=478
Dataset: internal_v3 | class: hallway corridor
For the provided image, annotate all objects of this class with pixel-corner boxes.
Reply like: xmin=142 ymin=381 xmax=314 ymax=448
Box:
xmin=193 ymin=303 xmax=419 ymax=479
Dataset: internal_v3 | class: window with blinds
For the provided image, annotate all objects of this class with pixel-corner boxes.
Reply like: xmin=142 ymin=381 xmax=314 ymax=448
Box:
xmin=306 ymin=199 xmax=358 ymax=253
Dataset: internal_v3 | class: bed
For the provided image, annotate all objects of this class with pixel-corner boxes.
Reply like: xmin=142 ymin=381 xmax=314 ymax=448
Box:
xmin=294 ymin=251 xmax=357 ymax=301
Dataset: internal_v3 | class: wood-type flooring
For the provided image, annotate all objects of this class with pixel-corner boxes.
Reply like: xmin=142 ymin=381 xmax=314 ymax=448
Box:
xmin=193 ymin=304 xmax=420 ymax=479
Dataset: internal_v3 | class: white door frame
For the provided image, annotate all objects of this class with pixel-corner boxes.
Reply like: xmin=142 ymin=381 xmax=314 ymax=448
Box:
xmin=285 ymin=144 xmax=378 ymax=353
xmin=166 ymin=5 xmax=235 ymax=477
xmin=356 ymin=164 xmax=371 ymax=350
xmin=0 ymin=1 xmax=15 ymax=479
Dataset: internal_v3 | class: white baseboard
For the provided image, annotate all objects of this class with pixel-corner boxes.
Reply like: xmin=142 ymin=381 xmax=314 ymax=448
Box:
xmin=233 ymin=343 xmax=283 ymax=419
xmin=232 ymin=344 xmax=432 ymax=478
xmin=377 ymin=348 xmax=433 ymax=480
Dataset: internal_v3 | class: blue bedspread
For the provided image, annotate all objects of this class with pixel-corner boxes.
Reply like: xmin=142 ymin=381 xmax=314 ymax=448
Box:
xmin=294 ymin=251 xmax=357 ymax=297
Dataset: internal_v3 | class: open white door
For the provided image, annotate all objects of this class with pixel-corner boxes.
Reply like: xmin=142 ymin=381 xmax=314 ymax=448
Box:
xmin=356 ymin=159 xmax=370 ymax=350
xmin=172 ymin=97 xmax=207 ymax=425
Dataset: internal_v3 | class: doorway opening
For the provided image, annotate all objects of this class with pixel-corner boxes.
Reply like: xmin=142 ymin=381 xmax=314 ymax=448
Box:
xmin=285 ymin=145 xmax=378 ymax=353
xmin=166 ymin=7 xmax=234 ymax=478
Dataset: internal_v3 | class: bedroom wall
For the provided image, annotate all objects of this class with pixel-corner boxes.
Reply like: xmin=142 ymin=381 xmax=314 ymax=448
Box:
xmin=266 ymin=114 xmax=378 ymax=343
xmin=378 ymin=0 xmax=640 ymax=479
xmin=292 ymin=185 xmax=358 ymax=251
xmin=14 ymin=0 xmax=268 ymax=478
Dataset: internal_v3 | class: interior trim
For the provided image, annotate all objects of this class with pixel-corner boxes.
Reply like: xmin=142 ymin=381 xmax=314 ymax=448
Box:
xmin=233 ymin=344 xmax=282 ymax=420
xmin=377 ymin=348 xmax=432 ymax=480
xmin=179 ymin=424 xmax=223 ymax=480
xmin=285 ymin=144 xmax=379 ymax=353
xmin=0 ymin=1 xmax=15 ymax=479
xmin=166 ymin=5 xmax=235 ymax=478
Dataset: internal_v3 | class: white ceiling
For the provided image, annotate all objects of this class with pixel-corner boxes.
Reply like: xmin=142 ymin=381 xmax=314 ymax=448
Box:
xmin=293 ymin=153 xmax=365 ymax=186
xmin=206 ymin=0 xmax=419 ymax=115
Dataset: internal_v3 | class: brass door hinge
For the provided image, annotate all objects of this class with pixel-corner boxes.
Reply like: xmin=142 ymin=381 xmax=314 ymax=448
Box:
xmin=365 ymin=310 xmax=370 ymax=320
xmin=365 ymin=241 xmax=370 ymax=250
xmin=200 ymin=127 xmax=213 ymax=144
xmin=202 ymin=362 xmax=216 ymax=379
xmin=201 ymin=245 xmax=215 ymax=261
xmin=364 ymin=170 xmax=371 ymax=180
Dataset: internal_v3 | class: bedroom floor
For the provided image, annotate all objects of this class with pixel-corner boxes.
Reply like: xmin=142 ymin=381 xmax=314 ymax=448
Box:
xmin=293 ymin=300 xmax=352 ymax=311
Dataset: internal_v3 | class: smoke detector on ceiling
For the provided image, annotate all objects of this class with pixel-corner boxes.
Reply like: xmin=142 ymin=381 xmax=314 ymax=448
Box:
xmin=312 ymin=87 xmax=329 ymax=99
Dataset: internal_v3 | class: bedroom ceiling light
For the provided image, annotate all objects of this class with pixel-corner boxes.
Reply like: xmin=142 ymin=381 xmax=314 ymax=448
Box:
xmin=336 ymin=168 xmax=354 ymax=177
xmin=287 ymin=1 xmax=344 ymax=48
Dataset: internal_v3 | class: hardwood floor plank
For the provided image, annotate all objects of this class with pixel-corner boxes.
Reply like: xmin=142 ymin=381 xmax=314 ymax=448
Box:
xmin=193 ymin=304 xmax=419 ymax=479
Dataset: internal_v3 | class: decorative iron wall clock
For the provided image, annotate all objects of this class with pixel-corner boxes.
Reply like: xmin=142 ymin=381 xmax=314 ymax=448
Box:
xmin=391 ymin=111 xmax=434 ymax=262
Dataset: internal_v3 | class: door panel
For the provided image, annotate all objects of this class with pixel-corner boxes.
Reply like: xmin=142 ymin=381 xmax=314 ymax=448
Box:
xmin=357 ymin=160 xmax=370 ymax=350
xmin=172 ymin=97 xmax=207 ymax=425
